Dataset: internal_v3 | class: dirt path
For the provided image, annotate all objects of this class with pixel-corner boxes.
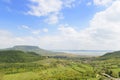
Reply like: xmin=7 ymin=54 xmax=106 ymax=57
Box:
xmin=101 ymin=73 xmax=120 ymax=80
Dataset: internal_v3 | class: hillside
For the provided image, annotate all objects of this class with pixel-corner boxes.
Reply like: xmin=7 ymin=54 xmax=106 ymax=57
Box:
xmin=0 ymin=50 xmax=44 ymax=63
xmin=7 ymin=45 xmax=52 ymax=55
xmin=11 ymin=46 xmax=41 ymax=51
xmin=99 ymin=51 xmax=120 ymax=60
xmin=0 ymin=49 xmax=120 ymax=80
xmin=6 ymin=45 xmax=72 ymax=56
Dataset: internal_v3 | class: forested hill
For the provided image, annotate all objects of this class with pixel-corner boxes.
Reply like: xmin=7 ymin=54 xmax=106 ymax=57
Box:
xmin=0 ymin=50 xmax=44 ymax=63
xmin=99 ymin=51 xmax=120 ymax=60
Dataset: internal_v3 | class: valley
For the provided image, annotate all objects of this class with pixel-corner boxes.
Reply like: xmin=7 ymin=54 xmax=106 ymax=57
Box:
xmin=0 ymin=46 xmax=120 ymax=80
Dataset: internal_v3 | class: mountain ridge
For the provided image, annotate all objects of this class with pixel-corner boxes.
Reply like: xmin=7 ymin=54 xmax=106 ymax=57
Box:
xmin=4 ymin=45 xmax=67 ymax=56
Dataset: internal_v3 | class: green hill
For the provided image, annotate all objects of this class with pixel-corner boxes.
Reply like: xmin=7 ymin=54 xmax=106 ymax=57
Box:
xmin=99 ymin=51 xmax=120 ymax=60
xmin=0 ymin=50 xmax=44 ymax=63
xmin=6 ymin=45 xmax=70 ymax=56
xmin=7 ymin=45 xmax=52 ymax=55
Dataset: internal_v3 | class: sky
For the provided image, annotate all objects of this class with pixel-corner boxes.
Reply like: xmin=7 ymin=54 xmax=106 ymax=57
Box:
xmin=0 ymin=0 xmax=120 ymax=50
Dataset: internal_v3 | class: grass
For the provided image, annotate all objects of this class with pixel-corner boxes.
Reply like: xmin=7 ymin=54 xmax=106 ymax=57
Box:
xmin=1 ymin=59 xmax=97 ymax=80
xmin=1 ymin=57 xmax=120 ymax=80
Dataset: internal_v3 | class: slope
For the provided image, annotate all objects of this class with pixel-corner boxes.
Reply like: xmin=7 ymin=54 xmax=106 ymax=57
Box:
xmin=0 ymin=50 xmax=43 ymax=63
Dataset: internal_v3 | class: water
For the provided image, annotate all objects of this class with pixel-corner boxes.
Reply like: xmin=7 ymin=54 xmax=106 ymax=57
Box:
xmin=53 ymin=50 xmax=114 ymax=56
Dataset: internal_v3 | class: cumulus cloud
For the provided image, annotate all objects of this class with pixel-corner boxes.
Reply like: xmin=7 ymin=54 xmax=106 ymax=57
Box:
xmin=27 ymin=0 xmax=77 ymax=24
xmin=41 ymin=0 xmax=120 ymax=50
xmin=1 ymin=0 xmax=120 ymax=50
xmin=88 ymin=0 xmax=120 ymax=49
xmin=27 ymin=0 xmax=62 ymax=16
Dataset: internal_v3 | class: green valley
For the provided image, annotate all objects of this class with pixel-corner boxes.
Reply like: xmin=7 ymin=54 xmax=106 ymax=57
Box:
xmin=0 ymin=46 xmax=120 ymax=80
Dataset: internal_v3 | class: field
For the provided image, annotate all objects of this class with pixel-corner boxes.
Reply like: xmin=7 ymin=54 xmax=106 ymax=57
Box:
xmin=0 ymin=58 xmax=95 ymax=80
xmin=0 ymin=57 xmax=120 ymax=80
xmin=0 ymin=49 xmax=120 ymax=80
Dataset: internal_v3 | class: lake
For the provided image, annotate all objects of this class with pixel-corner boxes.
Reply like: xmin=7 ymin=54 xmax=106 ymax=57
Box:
xmin=53 ymin=50 xmax=114 ymax=56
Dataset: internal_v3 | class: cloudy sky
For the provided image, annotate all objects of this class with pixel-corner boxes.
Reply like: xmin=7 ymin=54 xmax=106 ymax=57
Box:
xmin=0 ymin=0 xmax=120 ymax=50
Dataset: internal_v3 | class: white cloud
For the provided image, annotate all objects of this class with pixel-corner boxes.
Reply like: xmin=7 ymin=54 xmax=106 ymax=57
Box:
xmin=93 ymin=0 xmax=114 ymax=6
xmin=27 ymin=0 xmax=77 ymax=24
xmin=0 ymin=30 xmax=40 ymax=48
xmin=84 ymin=0 xmax=120 ymax=50
xmin=31 ymin=30 xmax=41 ymax=35
xmin=1 ymin=0 xmax=120 ymax=50
xmin=0 ymin=30 xmax=12 ymax=37
xmin=27 ymin=0 xmax=62 ymax=16
xmin=0 ymin=30 xmax=15 ymax=48
xmin=43 ymin=28 xmax=48 ymax=32
xmin=41 ymin=0 xmax=120 ymax=50
xmin=58 ymin=24 xmax=78 ymax=36
xmin=21 ymin=25 xmax=30 ymax=29
xmin=86 ymin=2 xmax=92 ymax=6
xmin=63 ymin=0 xmax=76 ymax=8
xmin=20 ymin=25 xmax=50 ymax=35
xmin=44 ymin=13 xmax=63 ymax=24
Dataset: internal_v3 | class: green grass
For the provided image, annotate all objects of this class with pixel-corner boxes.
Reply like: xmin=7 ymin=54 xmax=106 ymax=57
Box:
xmin=2 ymin=67 xmax=96 ymax=80
xmin=1 ymin=57 xmax=120 ymax=80
xmin=1 ymin=59 xmax=98 ymax=80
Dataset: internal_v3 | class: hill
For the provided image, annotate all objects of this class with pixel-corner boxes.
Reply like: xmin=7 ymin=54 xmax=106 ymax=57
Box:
xmin=98 ymin=51 xmax=120 ymax=60
xmin=6 ymin=45 xmax=72 ymax=56
xmin=7 ymin=45 xmax=52 ymax=55
xmin=0 ymin=50 xmax=44 ymax=63
xmin=11 ymin=45 xmax=40 ymax=51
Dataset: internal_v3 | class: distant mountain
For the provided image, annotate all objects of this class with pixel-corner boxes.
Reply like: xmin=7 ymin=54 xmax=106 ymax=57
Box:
xmin=6 ymin=45 xmax=66 ymax=56
xmin=12 ymin=45 xmax=40 ymax=51
xmin=0 ymin=50 xmax=44 ymax=63
xmin=99 ymin=51 xmax=120 ymax=60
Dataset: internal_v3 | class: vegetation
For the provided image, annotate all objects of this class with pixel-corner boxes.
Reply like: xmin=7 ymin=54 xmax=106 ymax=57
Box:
xmin=0 ymin=50 xmax=44 ymax=63
xmin=6 ymin=45 xmax=67 ymax=56
xmin=0 ymin=47 xmax=120 ymax=80
xmin=98 ymin=51 xmax=120 ymax=60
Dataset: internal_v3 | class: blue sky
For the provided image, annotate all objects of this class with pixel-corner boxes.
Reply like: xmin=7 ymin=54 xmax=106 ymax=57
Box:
xmin=0 ymin=0 xmax=98 ymax=33
xmin=0 ymin=0 xmax=120 ymax=50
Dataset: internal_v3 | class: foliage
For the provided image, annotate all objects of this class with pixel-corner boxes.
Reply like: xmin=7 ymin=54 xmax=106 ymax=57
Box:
xmin=0 ymin=50 xmax=44 ymax=63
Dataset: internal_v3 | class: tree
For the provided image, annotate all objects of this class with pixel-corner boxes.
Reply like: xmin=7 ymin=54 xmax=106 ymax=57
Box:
xmin=118 ymin=72 xmax=120 ymax=77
